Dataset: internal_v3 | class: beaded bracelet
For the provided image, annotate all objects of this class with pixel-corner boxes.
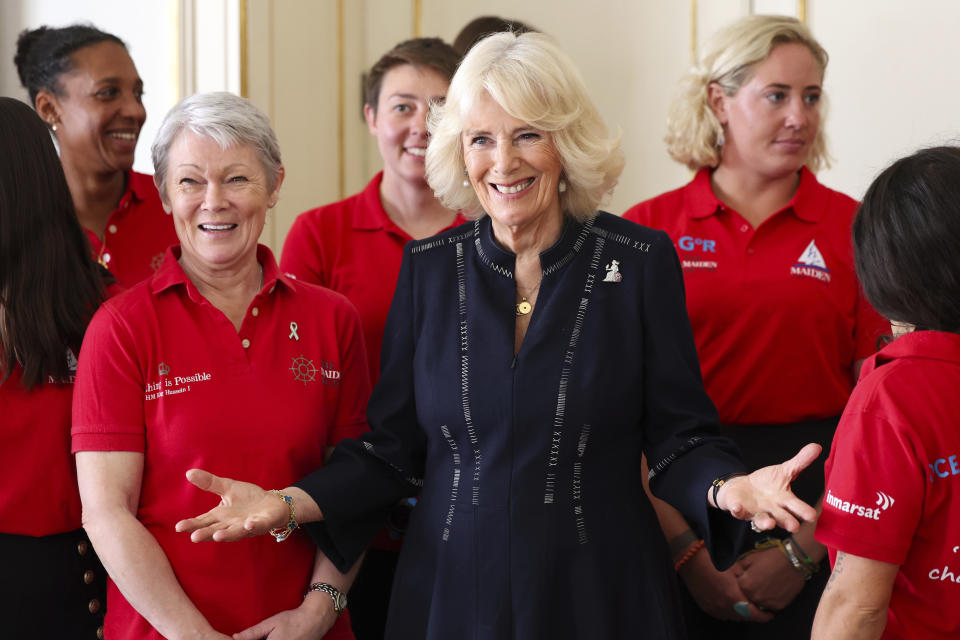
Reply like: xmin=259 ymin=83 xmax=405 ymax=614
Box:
xmin=674 ymin=539 xmax=705 ymax=571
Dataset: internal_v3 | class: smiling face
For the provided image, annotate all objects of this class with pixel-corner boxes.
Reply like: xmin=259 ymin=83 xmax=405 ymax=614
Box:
xmin=711 ymin=42 xmax=823 ymax=180
xmin=162 ymin=130 xmax=282 ymax=274
xmin=462 ymin=92 xmax=564 ymax=233
xmin=365 ymin=64 xmax=449 ymax=187
xmin=40 ymin=41 xmax=145 ymax=175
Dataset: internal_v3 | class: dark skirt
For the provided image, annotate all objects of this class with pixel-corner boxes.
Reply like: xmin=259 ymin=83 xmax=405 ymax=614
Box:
xmin=682 ymin=417 xmax=838 ymax=640
xmin=0 ymin=528 xmax=106 ymax=639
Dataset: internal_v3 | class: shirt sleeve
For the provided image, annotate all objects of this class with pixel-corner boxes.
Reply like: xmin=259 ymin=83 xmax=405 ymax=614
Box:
xmin=295 ymin=245 xmax=424 ymax=573
xmin=816 ymin=407 xmax=924 ymax=565
xmin=639 ymin=231 xmax=748 ymax=568
xmin=280 ymin=213 xmax=326 ymax=286
xmin=326 ymin=298 xmax=371 ymax=446
xmin=72 ymin=303 xmax=147 ymax=453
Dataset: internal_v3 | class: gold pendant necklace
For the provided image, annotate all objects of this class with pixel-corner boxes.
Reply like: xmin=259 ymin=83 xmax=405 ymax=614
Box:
xmin=515 ymin=274 xmax=542 ymax=317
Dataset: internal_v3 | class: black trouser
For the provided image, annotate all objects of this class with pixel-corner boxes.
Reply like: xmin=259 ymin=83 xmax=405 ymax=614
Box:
xmin=0 ymin=528 xmax=106 ymax=639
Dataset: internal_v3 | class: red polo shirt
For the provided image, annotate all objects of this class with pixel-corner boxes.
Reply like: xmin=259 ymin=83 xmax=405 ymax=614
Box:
xmin=1 ymin=354 xmax=82 ymax=536
xmin=1 ymin=279 xmax=121 ymax=537
xmin=83 ymin=171 xmax=178 ymax=289
xmin=72 ymin=245 xmax=368 ymax=639
xmin=281 ymin=172 xmax=467 ymax=385
xmin=816 ymin=331 xmax=960 ymax=639
xmin=624 ymin=168 xmax=888 ymax=424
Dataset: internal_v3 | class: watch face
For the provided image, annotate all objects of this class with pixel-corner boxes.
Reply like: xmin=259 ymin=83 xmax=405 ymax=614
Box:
xmin=336 ymin=592 xmax=348 ymax=611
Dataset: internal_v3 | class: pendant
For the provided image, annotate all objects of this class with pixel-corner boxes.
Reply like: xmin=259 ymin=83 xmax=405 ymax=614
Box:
xmin=516 ymin=299 xmax=533 ymax=316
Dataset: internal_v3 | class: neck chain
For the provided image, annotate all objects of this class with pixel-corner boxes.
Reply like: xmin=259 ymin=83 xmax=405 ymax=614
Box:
xmin=515 ymin=279 xmax=542 ymax=317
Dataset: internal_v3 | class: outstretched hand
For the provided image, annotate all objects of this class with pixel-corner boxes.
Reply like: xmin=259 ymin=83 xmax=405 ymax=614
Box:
xmin=717 ymin=443 xmax=821 ymax=532
xmin=175 ymin=469 xmax=288 ymax=542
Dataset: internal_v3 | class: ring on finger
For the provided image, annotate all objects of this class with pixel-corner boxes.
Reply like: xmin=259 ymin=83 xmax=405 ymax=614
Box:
xmin=750 ymin=520 xmax=762 ymax=533
xmin=733 ymin=601 xmax=751 ymax=618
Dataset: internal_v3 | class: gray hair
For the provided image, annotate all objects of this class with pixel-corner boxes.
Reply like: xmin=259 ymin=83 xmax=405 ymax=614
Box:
xmin=151 ymin=91 xmax=282 ymax=197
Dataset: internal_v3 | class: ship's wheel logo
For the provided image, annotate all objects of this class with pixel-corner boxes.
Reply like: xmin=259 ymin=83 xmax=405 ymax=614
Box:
xmin=289 ymin=354 xmax=317 ymax=385
xmin=150 ymin=253 xmax=165 ymax=271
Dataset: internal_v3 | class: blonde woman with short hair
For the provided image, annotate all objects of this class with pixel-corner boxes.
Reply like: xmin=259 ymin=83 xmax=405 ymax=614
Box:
xmin=625 ymin=14 xmax=889 ymax=640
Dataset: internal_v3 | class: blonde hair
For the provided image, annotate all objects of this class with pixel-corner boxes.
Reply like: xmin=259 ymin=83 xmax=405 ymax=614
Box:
xmin=426 ymin=31 xmax=623 ymax=221
xmin=666 ymin=14 xmax=830 ymax=171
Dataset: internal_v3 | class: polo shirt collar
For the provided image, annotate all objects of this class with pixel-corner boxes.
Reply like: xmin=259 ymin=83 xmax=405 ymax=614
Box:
xmin=151 ymin=244 xmax=296 ymax=297
xmin=127 ymin=171 xmax=154 ymax=202
xmin=352 ymin=172 xmax=392 ymax=231
xmin=474 ymin=213 xmax=593 ymax=280
xmin=865 ymin=330 xmax=960 ymax=377
xmin=685 ymin=166 xmax=829 ymax=223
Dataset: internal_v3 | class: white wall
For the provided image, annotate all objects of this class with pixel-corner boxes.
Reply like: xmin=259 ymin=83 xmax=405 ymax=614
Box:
xmin=813 ymin=0 xmax=960 ymax=198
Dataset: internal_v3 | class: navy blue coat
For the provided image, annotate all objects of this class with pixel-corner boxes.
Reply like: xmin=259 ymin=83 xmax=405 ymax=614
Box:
xmin=298 ymin=212 xmax=746 ymax=639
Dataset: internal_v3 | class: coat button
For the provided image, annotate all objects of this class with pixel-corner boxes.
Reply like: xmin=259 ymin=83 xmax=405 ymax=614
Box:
xmin=241 ymin=338 xmax=251 ymax=348
xmin=83 ymin=570 xmax=96 ymax=584
xmin=102 ymin=253 xmax=112 ymax=263
xmin=251 ymin=307 xmax=259 ymax=317
xmin=77 ymin=541 xmax=89 ymax=556
xmin=97 ymin=626 xmax=104 ymax=640
xmin=88 ymin=598 xmax=101 ymax=613
xmin=108 ymin=224 xmax=118 ymax=234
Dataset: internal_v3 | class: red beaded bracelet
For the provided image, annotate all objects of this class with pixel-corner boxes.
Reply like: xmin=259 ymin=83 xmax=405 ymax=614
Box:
xmin=674 ymin=539 xmax=705 ymax=571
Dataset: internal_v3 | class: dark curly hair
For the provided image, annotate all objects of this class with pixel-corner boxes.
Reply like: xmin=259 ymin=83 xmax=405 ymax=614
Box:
xmin=15 ymin=24 xmax=126 ymax=104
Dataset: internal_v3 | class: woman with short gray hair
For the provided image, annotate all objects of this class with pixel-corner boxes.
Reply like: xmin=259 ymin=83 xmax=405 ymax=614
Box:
xmin=73 ymin=92 xmax=368 ymax=640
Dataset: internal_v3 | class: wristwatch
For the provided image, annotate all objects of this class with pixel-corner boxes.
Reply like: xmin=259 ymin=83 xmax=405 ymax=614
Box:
xmin=305 ymin=582 xmax=348 ymax=616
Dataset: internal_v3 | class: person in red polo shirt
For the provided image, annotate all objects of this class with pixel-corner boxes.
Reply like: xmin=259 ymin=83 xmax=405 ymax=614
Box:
xmin=813 ymin=146 xmax=960 ymax=639
xmin=280 ymin=38 xmax=464 ymax=640
xmin=16 ymin=24 xmax=178 ymax=288
xmin=0 ymin=98 xmax=114 ymax=638
xmin=72 ymin=93 xmax=369 ymax=640
xmin=624 ymin=15 xmax=888 ymax=640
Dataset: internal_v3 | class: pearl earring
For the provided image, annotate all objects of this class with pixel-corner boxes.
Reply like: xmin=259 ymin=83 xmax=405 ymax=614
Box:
xmin=558 ymin=180 xmax=567 ymax=193
xmin=51 ymin=123 xmax=58 ymax=132
xmin=716 ymin=131 xmax=725 ymax=148
xmin=462 ymin=180 xmax=470 ymax=187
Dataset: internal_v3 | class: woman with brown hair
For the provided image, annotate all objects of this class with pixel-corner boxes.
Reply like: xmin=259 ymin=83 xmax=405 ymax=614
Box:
xmin=0 ymin=96 xmax=112 ymax=638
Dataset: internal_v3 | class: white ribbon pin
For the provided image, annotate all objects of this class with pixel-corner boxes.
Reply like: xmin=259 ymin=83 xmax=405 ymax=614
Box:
xmin=288 ymin=322 xmax=300 ymax=341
